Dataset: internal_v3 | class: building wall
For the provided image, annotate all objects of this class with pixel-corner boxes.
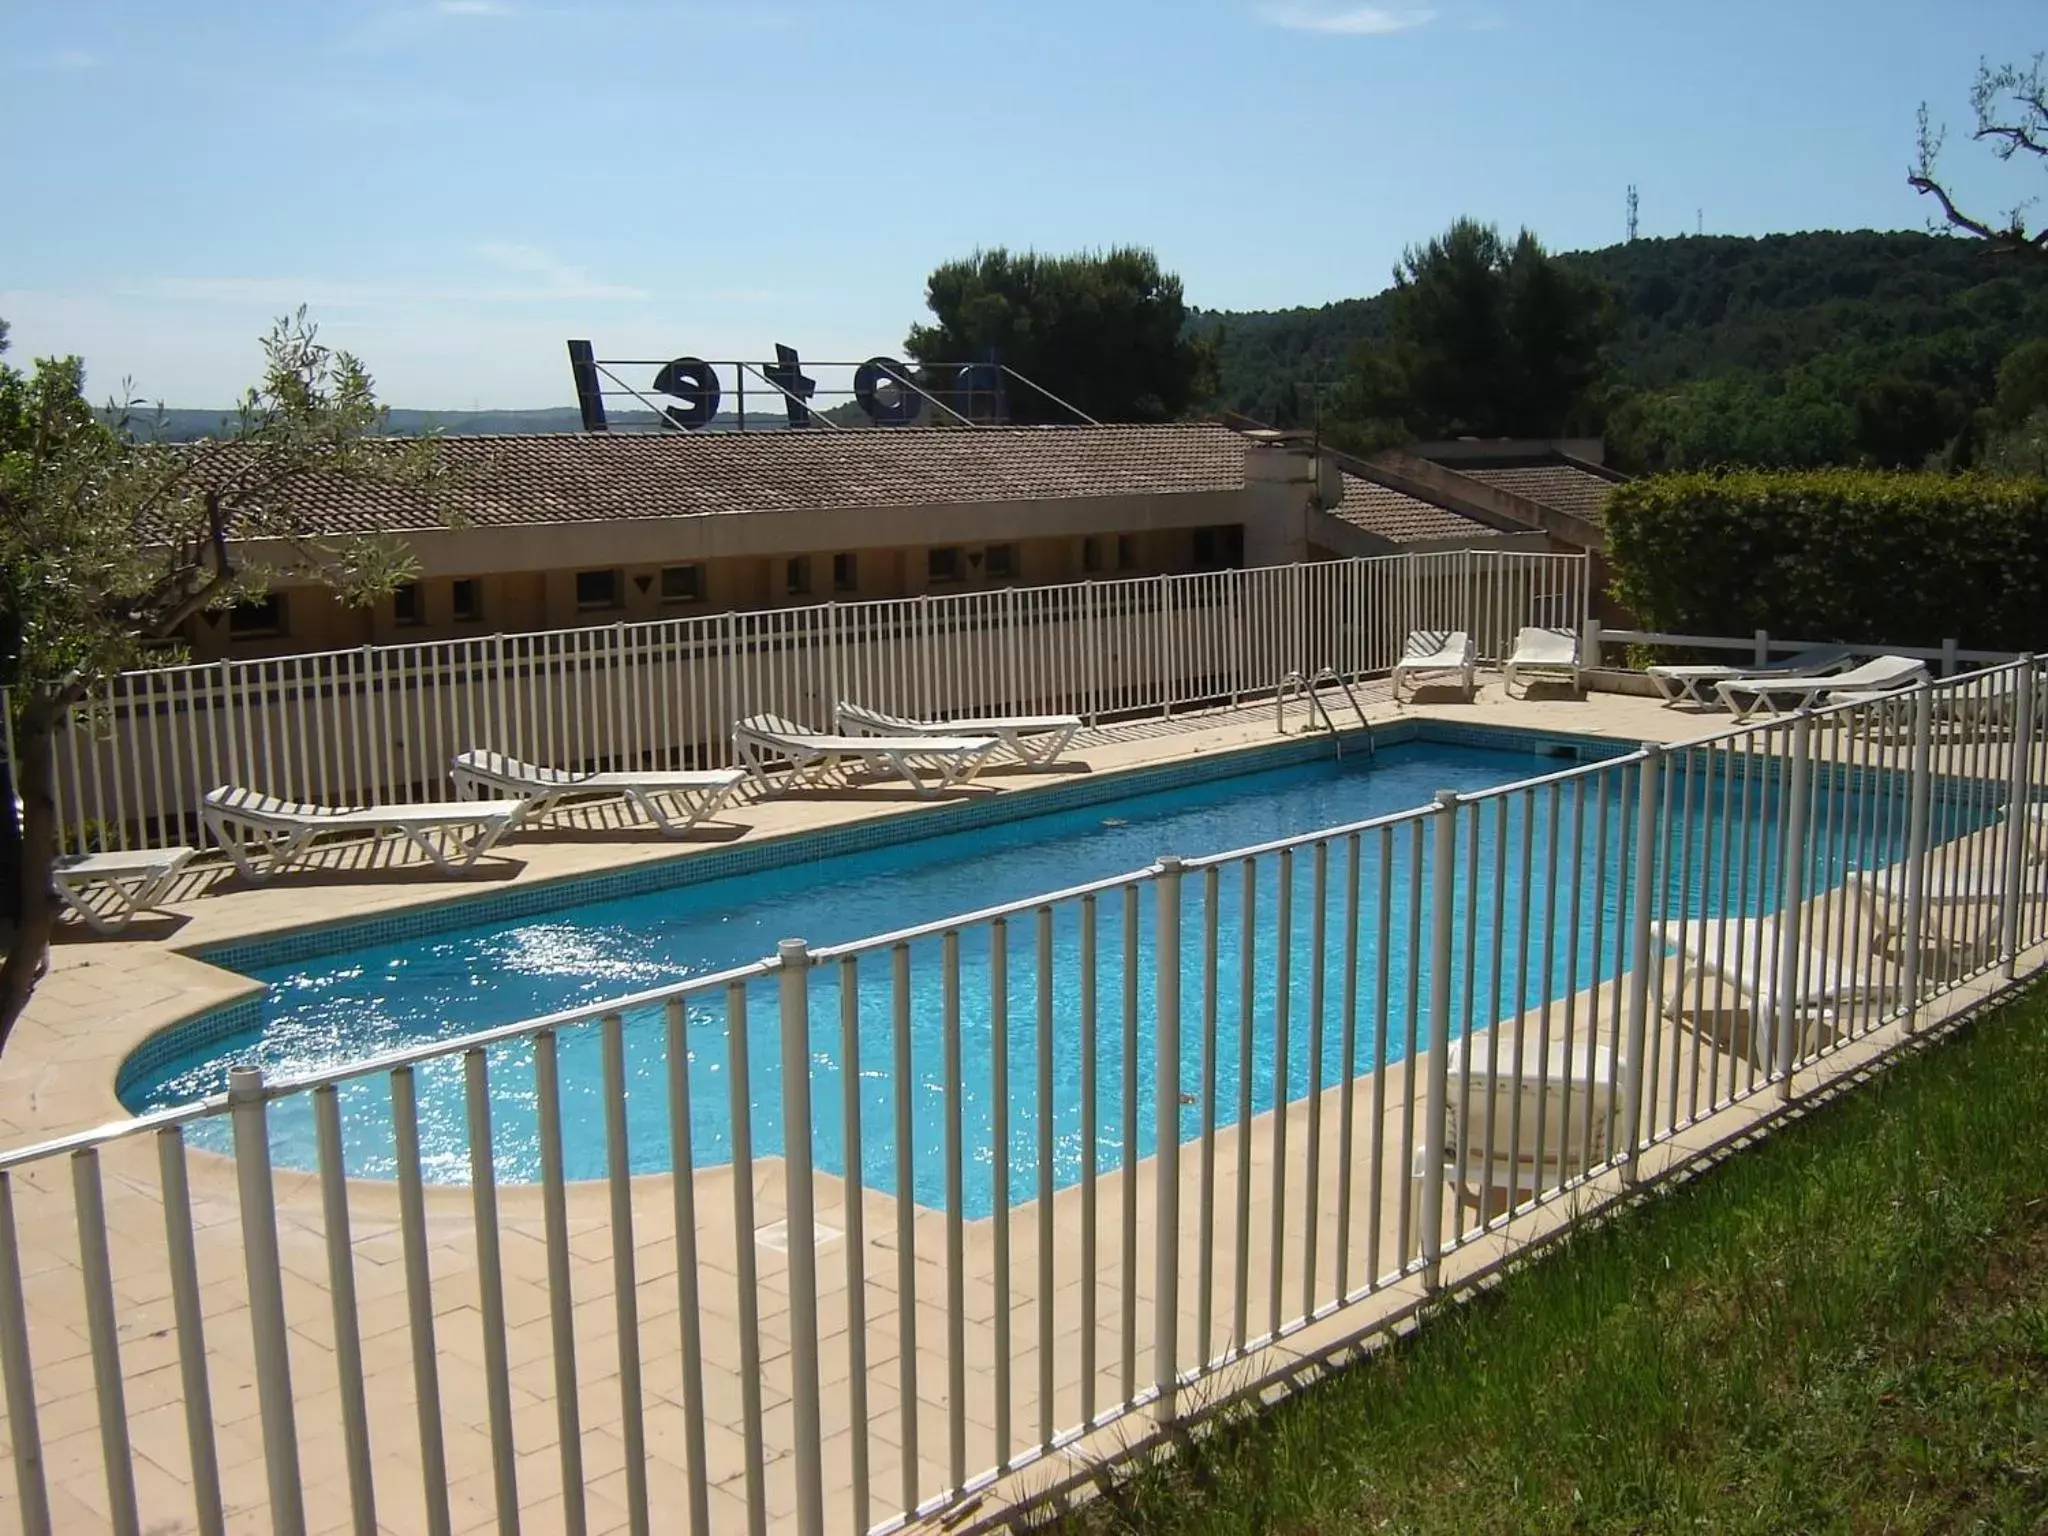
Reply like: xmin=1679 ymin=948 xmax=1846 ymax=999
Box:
xmin=187 ymin=521 xmax=1260 ymax=658
xmin=183 ymin=438 xmax=1342 ymax=659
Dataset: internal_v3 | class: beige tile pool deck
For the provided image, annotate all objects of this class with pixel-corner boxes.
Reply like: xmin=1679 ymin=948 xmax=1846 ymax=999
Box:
xmin=0 ymin=679 xmax=2039 ymax=1536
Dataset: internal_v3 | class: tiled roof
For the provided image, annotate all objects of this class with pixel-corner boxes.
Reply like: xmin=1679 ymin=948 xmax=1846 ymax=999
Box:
xmin=1329 ymin=472 xmax=1495 ymax=545
xmin=1456 ymin=462 xmax=1621 ymax=524
xmin=183 ymin=424 xmax=1249 ymax=538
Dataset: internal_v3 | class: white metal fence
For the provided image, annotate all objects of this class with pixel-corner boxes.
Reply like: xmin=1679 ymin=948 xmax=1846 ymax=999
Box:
xmin=2 ymin=550 xmax=1588 ymax=857
xmin=1587 ymin=623 xmax=2029 ymax=682
xmin=0 ymin=657 xmax=2041 ymax=1535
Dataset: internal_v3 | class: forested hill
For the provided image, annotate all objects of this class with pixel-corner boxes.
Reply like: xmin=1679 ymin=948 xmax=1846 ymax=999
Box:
xmin=1196 ymin=230 xmax=2048 ymax=467
xmin=1584 ymin=231 xmax=2047 ymax=386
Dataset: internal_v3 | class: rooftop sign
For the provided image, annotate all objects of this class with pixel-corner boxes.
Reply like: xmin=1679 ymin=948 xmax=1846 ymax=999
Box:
xmin=565 ymin=341 xmax=1008 ymax=432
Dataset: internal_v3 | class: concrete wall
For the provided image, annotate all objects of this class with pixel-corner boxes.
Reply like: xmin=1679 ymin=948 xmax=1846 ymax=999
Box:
xmin=190 ymin=520 xmax=1265 ymax=658
xmin=186 ymin=441 xmax=1326 ymax=659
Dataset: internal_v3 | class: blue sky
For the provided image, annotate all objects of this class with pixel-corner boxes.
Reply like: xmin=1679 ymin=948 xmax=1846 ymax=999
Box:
xmin=2 ymin=1 xmax=2040 ymax=408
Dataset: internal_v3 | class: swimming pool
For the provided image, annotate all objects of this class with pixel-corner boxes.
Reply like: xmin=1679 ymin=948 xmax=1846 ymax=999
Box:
xmin=121 ymin=729 xmax=1940 ymax=1214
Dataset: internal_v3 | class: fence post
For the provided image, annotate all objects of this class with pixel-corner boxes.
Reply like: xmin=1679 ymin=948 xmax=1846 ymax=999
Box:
xmin=610 ymin=621 xmax=628 ymax=770
xmin=776 ymin=940 xmax=826 ymax=1536
xmin=1461 ymin=547 xmax=1475 ymax=649
xmin=1085 ymin=581 xmax=1101 ymax=727
xmin=1291 ymin=562 xmax=1308 ymax=682
xmin=1898 ymin=680 xmax=1935 ymax=1027
xmin=1157 ymin=574 xmax=1174 ymax=719
xmin=1152 ymin=856 xmax=1185 ymax=1419
xmin=1620 ymin=744 xmax=1660 ymax=1182
xmin=1581 ymin=617 xmax=1603 ymax=671
xmin=214 ymin=656 xmax=238 ymax=807
xmin=1419 ymin=792 xmax=1458 ymax=1289
xmin=1775 ymin=711 xmax=1815 ymax=1099
xmin=828 ymin=601 xmax=844 ymax=731
xmin=0 ymin=1171 xmax=50 ymax=1536
xmin=1940 ymin=637 xmax=1959 ymax=679
xmin=1754 ymin=629 xmax=1770 ymax=668
xmin=228 ymin=1067 xmax=306 ymax=1536
xmin=2000 ymin=657 xmax=2037 ymax=979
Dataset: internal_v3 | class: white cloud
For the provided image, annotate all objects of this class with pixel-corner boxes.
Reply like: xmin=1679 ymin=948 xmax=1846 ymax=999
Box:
xmin=1258 ymin=4 xmax=1435 ymax=34
xmin=11 ymin=46 xmax=100 ymax=70
xmin=104 ymin=246 xmax=650 ymax=310
xmin=472 ymin=244 xmax=651 ymax=302
xmin=337 ymin=2 xmax=522 ymax=52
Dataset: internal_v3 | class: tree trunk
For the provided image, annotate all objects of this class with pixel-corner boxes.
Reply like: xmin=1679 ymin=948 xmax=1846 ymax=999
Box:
xmin=0 ymin=698 xmax=63 ymax=1055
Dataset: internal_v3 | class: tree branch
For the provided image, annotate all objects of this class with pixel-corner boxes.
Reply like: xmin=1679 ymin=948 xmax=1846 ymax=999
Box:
xmin=1975 ymin=119 xmax=2048 ymax=160
xmin=1906 ymin=170 xmax=2012 ymax=244
xmin=1911 ymin=58 xmax=2048 ymax=260
xmin=147 ymin=568 xmax=240 ymax=637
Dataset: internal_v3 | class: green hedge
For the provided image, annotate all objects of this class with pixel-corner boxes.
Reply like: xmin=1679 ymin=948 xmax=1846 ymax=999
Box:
xmin=1605 ymin=469 xmax=2048 ymax=654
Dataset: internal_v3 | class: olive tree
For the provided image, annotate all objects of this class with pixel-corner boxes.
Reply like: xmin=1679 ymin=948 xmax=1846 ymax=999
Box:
xmin=0 ymin=311 xmax=450 ymax=1048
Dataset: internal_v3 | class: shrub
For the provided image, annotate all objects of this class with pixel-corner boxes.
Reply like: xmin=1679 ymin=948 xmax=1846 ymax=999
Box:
xmin=1605 ymin=468 xmax=2048 ymax=653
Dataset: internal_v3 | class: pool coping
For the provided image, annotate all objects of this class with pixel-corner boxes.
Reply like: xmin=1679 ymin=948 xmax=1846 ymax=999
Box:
xmin=186 ymin=719 xmax=1628 ymax=976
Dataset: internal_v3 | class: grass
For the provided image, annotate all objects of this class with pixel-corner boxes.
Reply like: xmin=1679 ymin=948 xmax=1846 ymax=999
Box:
xmin=1052 ymin=985 xmax=2048 ymax=1534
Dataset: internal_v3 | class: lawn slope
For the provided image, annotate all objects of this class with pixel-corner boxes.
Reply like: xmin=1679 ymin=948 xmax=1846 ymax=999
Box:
xmin=1056 ymin=983 xmax=2048 ymax=1534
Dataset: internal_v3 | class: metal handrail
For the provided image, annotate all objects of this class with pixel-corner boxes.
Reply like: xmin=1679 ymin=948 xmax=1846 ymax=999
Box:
xmin=1310 ymin=667 xmax=1372 ymax=731
xmin=1279 ymin=668 xmax=1376 ymax=757
xmin=1277 ymin=669 xmax=1346 ymax=757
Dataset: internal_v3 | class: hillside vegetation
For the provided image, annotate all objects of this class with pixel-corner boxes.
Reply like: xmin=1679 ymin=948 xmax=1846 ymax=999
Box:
xmin=1197 ymin=230 xmax=2048 ymax=470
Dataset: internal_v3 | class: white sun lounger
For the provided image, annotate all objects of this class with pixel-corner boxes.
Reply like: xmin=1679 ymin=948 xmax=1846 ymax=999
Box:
xmin=202 ymin=786 xmax=525 ymax=882
xmin=1645 ymin=645 xmax=1854 ymax=708
xmin=1843 ymin=862 xmax=2030 ymax=961
xmin=2023 ymin=802 xmax=2048 ymax=861
xmin=1502 ymin=626 xmax=1583 ymax=698
xmin=835 ymin=702 xmax=1082 ymax=768
xmin=1391 ymin=631 xmax=1476 ymax=701
xmin=1654 ymin=915 xmax=1904 ymax=1066
xmin=450 ymin=750 xmax=744 ymax=836
xmin=1839 ymin=666 xmax=2044 ymax=739
xmin=1414 ymin=1032 xmax=1622 ymax=1205
xmin=1714 ymin=654 xmax=1927 ymax=721
xmin=51 ymin=846 xmax=198 ymax=934
xmin=732 ymin=714 xmax=1000 ymax=798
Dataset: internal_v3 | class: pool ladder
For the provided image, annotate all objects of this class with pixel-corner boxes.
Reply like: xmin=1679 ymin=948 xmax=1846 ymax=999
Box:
xmin=1277 ymin=668 xmax=1374 ymax=760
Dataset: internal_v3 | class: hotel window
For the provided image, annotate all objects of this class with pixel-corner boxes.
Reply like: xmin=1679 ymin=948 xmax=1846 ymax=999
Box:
xmin=927 ymin=546 xmax=962 ymax=583
xmin=1082 ymin=536 xmax=1103 ymax=574
xmin=1192 ymin=524 xmax=1246 ymax=571
xmin=833 ymin=552 xmax=858 ymax=593
xmin=575 ymin=568 xmax=622 ymax=610
xmin=451 ymin=578 xmax=483 ymax=622
xmin=983 ymin=543 xmax=1016 ymax=579
xmin=660 ymin=564 xmax=704 ymax=604
xmin=228 ymin=593 xmax=287 ymax=637
xmin=785 ymin=555 xmax=812 ymax=596
xmin=392 ymin=581 xmax=424 ymax=626
xmin=1117 ymin=535 xmax=1137 ymax=571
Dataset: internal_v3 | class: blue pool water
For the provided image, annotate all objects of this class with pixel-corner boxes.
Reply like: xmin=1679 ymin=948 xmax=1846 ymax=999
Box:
xmin=123 ymin=734 xmax=1943 ymax=1214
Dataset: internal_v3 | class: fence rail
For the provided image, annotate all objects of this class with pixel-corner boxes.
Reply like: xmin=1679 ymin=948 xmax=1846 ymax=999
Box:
xmin=1590 ymin=622 xmax=2021 ymax=671
xmin=4 ymin=550 xmax=1588 ymax=857
xmin=3 ymin=653 xmax=2042 ymax=1535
